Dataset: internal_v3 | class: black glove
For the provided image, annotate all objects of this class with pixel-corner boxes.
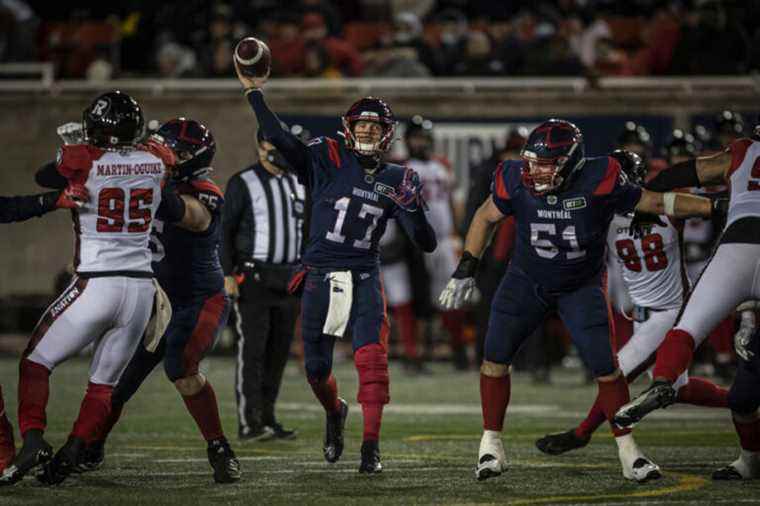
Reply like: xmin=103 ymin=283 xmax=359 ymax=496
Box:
xmin=628 ymin=211 xmax=666 ymax=239
xmin=712 ymin=197 xmax=729 ymax=219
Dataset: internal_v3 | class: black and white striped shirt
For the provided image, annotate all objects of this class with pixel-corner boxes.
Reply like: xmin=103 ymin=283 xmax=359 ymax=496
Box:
xmin=222 ymin=163 xmax=306 ymax=271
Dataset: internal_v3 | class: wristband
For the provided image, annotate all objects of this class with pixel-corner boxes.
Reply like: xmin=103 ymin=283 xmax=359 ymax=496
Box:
xmin=452 ymin=251 xmax=479 ymax=279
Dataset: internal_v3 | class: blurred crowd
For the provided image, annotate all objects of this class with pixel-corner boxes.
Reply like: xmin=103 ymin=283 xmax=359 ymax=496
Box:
xmin=1 ymin=0 xmax=758 ymax=80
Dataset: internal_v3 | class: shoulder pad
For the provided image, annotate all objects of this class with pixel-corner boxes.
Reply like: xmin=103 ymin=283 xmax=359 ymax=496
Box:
xmin=592 ymin=156 xmax=624 ymax=196
xmin=56 ymin=144 xmax=103 ymax=180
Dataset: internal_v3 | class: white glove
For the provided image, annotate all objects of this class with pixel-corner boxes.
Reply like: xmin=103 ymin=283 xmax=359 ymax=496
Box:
xmin=57 ymin=122 xmax=85 ymax=145
xmin=439 ymin=277 xmax=480 ymax=310
xmin=734 ymin=310 xmax=757 ymax=362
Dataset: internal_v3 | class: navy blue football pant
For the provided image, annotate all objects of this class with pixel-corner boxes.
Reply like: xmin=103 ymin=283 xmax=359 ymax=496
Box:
xmin=301 ymin=269 xmax=389 ymax=382
xmin=728 ymin=333 xmax=760 ymax=416
xmin=484 ymin=266 xmax=616 ymax=378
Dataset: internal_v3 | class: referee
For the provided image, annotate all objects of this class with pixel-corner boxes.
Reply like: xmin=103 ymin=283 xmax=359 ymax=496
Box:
xmin=222 ymin=128 xmax=306 ymax=441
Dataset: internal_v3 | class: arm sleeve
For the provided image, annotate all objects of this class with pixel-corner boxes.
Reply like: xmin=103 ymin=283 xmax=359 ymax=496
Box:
xmin=644 ymin=159 xmax=701 ymax=191
xmin=221 ymin=175 xmax=246 ymax=275
xmin=246 ymin=90 xmax=312 ymax=181
xmin=490 ymin=162 xmax=514 ymax=216
xmin=35 ymin=161 xmax=69 ymax=189
xmin=395 ymin=209 xmax=437 ymax=253
xmin=0 ymin=192 xmax=60 ymax=223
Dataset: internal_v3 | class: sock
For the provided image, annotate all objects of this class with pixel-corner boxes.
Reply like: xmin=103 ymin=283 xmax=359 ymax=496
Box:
xmin=70 ymin=383 xmax=113 ymax=441
xmin=676 ymin=377 xmax=728 ymax=408
xmin=653 ymin=329 xmax=695 ymax=382
xmin=91 ymin=402 xmax=124 ymax=444
xmin=308 ymin=374 xmax=342 ymax=415
xmin=480 ymin=373 xmax=510 ymax=431
xmin=393 ymin=303 xmax=418 ymax=360
xmin=182 ymin=382 xmax=224 ymax=442
xmin=442 ymin=310 xmax=466 ymax=347
xmin=733 ymin=416 xmax=760 ymax=452
xmin=708 ymin=316 xmax=734 ymax=355
xmin=17 ymin=358 xmax=51 ymax=437
xmin=597 ymin=375 xmax=631 ymax=437
xmin=355 ymin=343 xmax=389 ymax=442
xmin=575 ymin=396 xmax=608 ymax=439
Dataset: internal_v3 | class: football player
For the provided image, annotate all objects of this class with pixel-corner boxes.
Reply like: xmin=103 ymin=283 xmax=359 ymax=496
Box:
xmin=0 ymin=91 xmax=172 ymax=486
xmin=439 ymin=119 xmax=722 ymax=482
xmin=68 ymin=119 xmax=241 ymax=484
xmin=236 ymin=61 xmax=436 ymax=473
xmin=713 ymin=300 xmax=760 ymax=480
xmin=614 ymin=125 xmax=760 ymax=430
xmin=0 ymin=185 xmax=90 ymax=473
xmin=535 ymin=150 xmax=728 ymax=461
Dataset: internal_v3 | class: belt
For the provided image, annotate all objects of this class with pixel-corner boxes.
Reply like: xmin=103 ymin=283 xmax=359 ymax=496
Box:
xmin=239 ymin=260 xmax=297 ymax=272
xmin=78 ymin=270 xmax=154 ymax=279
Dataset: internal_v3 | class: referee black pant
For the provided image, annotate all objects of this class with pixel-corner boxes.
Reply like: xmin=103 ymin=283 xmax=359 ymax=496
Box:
xmin=232 ymin=275 xmax=298 ymax=435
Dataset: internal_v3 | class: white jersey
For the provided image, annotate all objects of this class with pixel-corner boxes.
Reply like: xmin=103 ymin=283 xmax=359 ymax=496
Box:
xmin=407 ymin=157 xmax=454 ymax=238
xmin=607 ymin=214 xmax=686 ymax=310
xmin=726 ymin=138 xmax=760 ymax=227
xmin=56 ymin=143 xmax=172 ymax=274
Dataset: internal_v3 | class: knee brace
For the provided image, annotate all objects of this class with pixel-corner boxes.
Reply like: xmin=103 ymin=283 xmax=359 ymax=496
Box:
xmin=355 ymin=343 xmax=389 ymax=405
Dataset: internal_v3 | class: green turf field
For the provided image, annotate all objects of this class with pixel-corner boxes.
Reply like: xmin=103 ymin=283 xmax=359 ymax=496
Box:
xmin=0 ymin=356 xmax=756 ymax=505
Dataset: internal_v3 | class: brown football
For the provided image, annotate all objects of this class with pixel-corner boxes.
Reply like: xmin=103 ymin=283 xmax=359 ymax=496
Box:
xmin=234 ymin=37 xmax=271 ymax=78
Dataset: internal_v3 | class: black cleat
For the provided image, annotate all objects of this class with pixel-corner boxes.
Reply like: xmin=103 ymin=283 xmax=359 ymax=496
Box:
xmin=712 ymin=465 xmax=744 ymax=480
xmin=535 ymin=429 xmax=590 ymax=456
xmin=207 ymin=438 xmax=241 ymax=484
xmin=79 ymin=440 xmax=105 ymax=472
xmin=323 ymin=398 xmax=348 ymax=464
xmin=36 ymin=436 xmax=85 ymax=486
xmin=358 ymin=440 xmax=382 ymax=474
xmin=613 ymin=381 xmax=676 ymax=429
xmin=0 ymin=430 xmax=53 ymax=486
xmin=267 ymin=422 xmax=297 ymax=440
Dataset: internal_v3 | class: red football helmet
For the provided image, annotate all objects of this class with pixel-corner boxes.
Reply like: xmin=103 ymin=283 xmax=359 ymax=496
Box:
xmin=341 ymin=97 xmax=396 ymax=157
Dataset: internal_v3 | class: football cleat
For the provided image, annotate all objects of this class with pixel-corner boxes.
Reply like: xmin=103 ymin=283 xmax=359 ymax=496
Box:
xmin=238 ymin=425 xmax=275 ymax=442
xmin=0 ymin=414 xmax=15 ymax=474
xmin=358 ymin=440 xmax=382 ymax=474
xmin=622 ymin=456 xmax=662 ymax=483
xmin=535 ymin=428 xmax=590 ymax=456
xmin=36 ymin=436 xmax=85 ymax=486
xmin=475 ymin=431 xmax=507 ymax=481
xmin=613 ymin=381 xmax=676 ymax=428
xmin=207 ymin=438 xmax=241 ymax=484
xmin=0 ymin=430 xmax=52 ymax=486
xmin=267 ymin=422 xmax=297 ymax=440
xmin=713 ymin=451 xmax=760 ymax=480
xmin=78 ymin=440 xmax=105 ymax=472
xmin=323 ymin=398 xmax=348 ymax=464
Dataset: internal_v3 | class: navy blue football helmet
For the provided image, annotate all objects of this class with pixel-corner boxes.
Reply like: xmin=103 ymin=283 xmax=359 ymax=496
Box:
xmin=341 ymin=97 xmax=396 ymax=157
xmin=154 ymin=118 xmax=216 ymax=181
xmin=664 ymin=129 xmax=697 ymax=163
xmin=520 ymin=119 xmax=584 ymax=194
xmin=610 ymin=149 xmax=646 ymax=186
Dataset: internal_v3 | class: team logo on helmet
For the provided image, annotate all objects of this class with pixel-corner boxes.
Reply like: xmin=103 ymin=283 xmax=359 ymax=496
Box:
xmin=341 ymin=97 xmax=397 ymax=157
xmin=521 ymin=119 xmax=585 ymax=195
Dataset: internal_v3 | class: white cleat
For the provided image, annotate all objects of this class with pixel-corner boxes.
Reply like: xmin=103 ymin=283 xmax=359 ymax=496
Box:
xmin=475 ymin=431 xmax=507 ymax=481
xmin=713 ymin=450 xmax=760 ymax=480
xmin=621 ymin=455 xmax=662 ymax=483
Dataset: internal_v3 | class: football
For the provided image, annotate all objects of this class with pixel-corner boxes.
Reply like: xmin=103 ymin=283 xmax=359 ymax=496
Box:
xmin=234 ymin=37 xmax=271 ymax=79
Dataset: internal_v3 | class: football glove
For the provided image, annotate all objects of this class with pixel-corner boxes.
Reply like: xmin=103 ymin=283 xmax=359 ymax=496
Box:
xmin=56 ymin=184 xmax=89 ymax=209
xmin=391 ymin=168 xmax=426 ymax=212
xmin=57 ymin=122 xmax=85 ymax=145
xmin=734 ymin=307 xmax=757 ymax=362
xmin=438 ymin=252 xmax=481 ymax=310
xmin=628 ymin=211 xmax=666 ymax=239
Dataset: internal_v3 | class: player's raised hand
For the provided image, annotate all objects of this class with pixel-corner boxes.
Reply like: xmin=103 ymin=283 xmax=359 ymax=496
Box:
xmin=57 ymin=122 xmax=85 ymax=145
xmin=56 ymin=184 xmax=89 ymax=209
xmin=234 ymin=59 xmax=269 ymax=91
xmin=391 ymin=168 xmax=426 ymax=212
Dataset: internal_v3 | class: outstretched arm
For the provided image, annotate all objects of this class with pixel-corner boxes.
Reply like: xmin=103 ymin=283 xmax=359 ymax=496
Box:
xmin=236 ymin=62 xmax=311 ymax=180
xmin=646 ymin=150 xmax=732 ymax=191
xmin=635 ymin=189 xmax=717 ymax=219
xmin=1 ymin=185 xmax=88 ymax=223
xmin=462 ymin=196 xmax=506 ymax=259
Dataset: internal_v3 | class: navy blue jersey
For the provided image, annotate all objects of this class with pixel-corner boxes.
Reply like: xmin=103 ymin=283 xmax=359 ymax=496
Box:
xmin=152 ymin=177 xmax=225 ymax=301
xmin=300 ymin=136 xmax=412 ymax=270
xmin=492 ymin=156 xmax=642 ymax=292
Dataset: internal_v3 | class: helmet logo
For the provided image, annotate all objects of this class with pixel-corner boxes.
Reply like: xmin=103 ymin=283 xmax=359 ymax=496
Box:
xmin=92 ymin=98 xmax=110 ymax=117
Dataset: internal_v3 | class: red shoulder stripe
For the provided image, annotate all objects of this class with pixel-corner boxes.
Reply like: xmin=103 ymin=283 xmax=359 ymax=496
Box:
xmin=593 ymin=157 xmax=621 ymax=196
xmin=728 ymin=138 xmax=753 ymax=177
xmin=493 ymin=162 xmax=510 ymax=200
xmin=326 ymin=137 xmax=341 ymax=169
